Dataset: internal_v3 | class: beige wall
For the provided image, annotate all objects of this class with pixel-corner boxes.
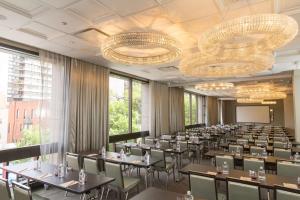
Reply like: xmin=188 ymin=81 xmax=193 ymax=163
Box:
xmin=223 ymin=100 xmax=285 ymax=126
xmin=284 ymin=94 xmax=295 ymax=135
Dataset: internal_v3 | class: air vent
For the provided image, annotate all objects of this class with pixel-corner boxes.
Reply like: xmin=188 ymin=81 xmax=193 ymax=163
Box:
xmin=18 ymin=28 xmax=47 ymax=39
xmin=158 ymin=66 xmax=179 ymax=72
xmin=74 ymin=28 xmax=109 ymax=45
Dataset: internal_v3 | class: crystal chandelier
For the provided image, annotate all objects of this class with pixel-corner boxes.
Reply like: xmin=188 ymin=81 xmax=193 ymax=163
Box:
xmin=261 ymin=101 xmax=277 ymax=105
xmin=101 ymin=32 xmax=182 ymax=65
xmin=250 ymin=92 xmax=287 ymax=100
xmin=195 ymin=82 xmax=234 ymax=91
xmin=198 ymin=14 xmax=298 ymax=56
xmin=237 ymin=98 xmax=263 ymax=104
xmin=179 ymin=51 xmax=274 ymax=78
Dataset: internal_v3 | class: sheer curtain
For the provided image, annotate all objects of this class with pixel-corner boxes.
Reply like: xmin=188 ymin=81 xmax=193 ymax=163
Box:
xmin=169 ymin=87 xmax=184 ymax=133
xmin=149 ymin=81 xmax=169 ymax=137
xmin=68 ymin=58 xmax=109 ymax=153
xmin=39 ymin=50 xmax=70 ymax=163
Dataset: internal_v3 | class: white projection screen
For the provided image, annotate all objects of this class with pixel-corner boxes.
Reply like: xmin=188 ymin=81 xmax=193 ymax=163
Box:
xmin=236 ymin=106 xmax=270 ymax=123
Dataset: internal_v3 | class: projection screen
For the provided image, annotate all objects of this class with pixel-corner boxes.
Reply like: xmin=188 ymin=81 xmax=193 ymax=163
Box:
xmin=236 ymin=106 xmax=270 ymax=123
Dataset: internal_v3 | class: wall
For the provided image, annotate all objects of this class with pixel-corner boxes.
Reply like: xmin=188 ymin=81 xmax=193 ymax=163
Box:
xmin=223 ymin=99 xmax=285 ymax=126
xmin=284 ymin=94 xmax=295 ymax=135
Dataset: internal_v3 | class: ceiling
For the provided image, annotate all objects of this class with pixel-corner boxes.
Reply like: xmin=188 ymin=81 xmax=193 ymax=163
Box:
xmin=0 ymin=0 xmax=300 ymax=96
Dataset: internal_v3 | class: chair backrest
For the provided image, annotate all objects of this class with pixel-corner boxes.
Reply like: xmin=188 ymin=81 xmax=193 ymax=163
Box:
xmin=0 ymin=177 xmax=11 ymax=200
xmin=277 ymin=161 xmax=300 ymax=178
xmin=242 ymin=135 xmax=253 ymax=140
xmin=115 ymin=143 xmax=124 ymax=153
xmin=273 ymin=142 xmax=286 ymax=148
xmin=179 ymin=141 xmax=188 ymax=150
xmin=243 ymin=158 xmax=264 ymax=171
xmin=151 ymin=149 xmax=165 ymax=168
xmin=189 ymin=173 xmax=217 ymax=200
xmin=130 ymin=147 xmax=143 ymax=156
xmin=257 ymin=136 xmax=268 ymax=140
xmin=12 ymin=181 xmax=32 ymax=200
xmin=237 ymin=139 xmax=248 ymax=145
xmin=105 ymin=162 xmax=124 ymax=188
xmin=274 ymin=185 xmax=300 ymax=200
xmin=227 ymin=178 xmax=261 ymax=200
xmin=159 ymin=140 xmax=170 ymax=149
xmin=254 ymin=140 xmax=268 ymax=146
xmin=145 ymin=138 xmax=154 ymax=145
xmin=215 ymin=155 xmax=234 ymax=170
xmin=274 ymin=148 xmax=291 ymax=159
xmin=176 ymin=135 xmax=186 ymax=141
xmin=229 ymin=144 xmax=243 ymax=153
xmin=274 ymin=137 xmax=284 ymax=141
xmin=66 ymin=153 xmax=79 ymax=170
xmin=250 ymin=146 xmax=266 ymax=155
xmin=84 ymin=157 xmax=99 ymax=175
xmin=161 ymin=135 xmax=172 ymax=140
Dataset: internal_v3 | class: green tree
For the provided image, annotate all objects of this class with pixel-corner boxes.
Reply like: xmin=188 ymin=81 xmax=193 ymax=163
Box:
xmin=16 ymin=126 xmax=41 ymax=147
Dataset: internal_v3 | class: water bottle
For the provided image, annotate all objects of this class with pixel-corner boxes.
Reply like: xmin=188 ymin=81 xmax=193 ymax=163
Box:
xmin=258 ymin=166 xmax=266 ymax=181
xmin=156 ymin=141 xmax=160 ymax=149
xmin=262 ymin=149 xmax=268 ymax=157
xmin=144 ymin=151 xmax=150 ymax=163
xmin=58 ymin=163 xmax=64 ymax=178
xmin=79 ymin=169 xmax=86 ymax=185
xmin=101 ymin=146 xmax=106 ymax=158
xmin=184 ymin=190 xmax=194 ymax=200
xmin=120 ymin=149 xmax=125 ymax=159
xmin=176 ymin=141 xmax=180 ymax=151
xmin=295 ymin=152 xmax=300 ymax=161
xmin=222 ymin=161 xmax=229 ymax=175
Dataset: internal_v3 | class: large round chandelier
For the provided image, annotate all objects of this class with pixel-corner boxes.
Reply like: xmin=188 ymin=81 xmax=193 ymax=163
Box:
xmin=198 ymin=14 xmax=298 ymax=56
xmin=101 ymin=32 xmax=182 ymax=65
xmin=179 ymin=52 xmax=274 ymax=78
xmin=195 ymin=82 xmax=234 ymax=91
xmin=237 ymin=98 xmax=263 ymax=104
xmin=250 ymin=92 xmax=287 ymax=100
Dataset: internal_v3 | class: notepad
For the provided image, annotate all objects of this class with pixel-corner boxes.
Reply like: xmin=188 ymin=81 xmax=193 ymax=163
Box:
xmin=283 ymin=183 xmax=298 ymax=189
xmin=60 ymin=180 xmax=78 ymax=188
xmin=207 ymin=171 xmax=217 ymax=175
xmin=240 ymin=176 xmax=252 ymax=181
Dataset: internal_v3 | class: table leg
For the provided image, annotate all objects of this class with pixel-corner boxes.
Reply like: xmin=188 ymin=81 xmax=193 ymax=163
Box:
xmin=144 ymin=168 xmax=148 ymax=188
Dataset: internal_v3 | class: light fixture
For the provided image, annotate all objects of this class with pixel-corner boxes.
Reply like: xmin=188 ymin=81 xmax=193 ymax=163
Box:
xmin=261 ymin=101 xmax=277 ymax=105
xmin=235 ymin=84 xmax=272 ymax=97
xmin=198 ymin=14 xmax=298 ymax=56
xmin=101 ymin=32 xmax=182 ymax=65
xmin=179 ymin=51 xmax=274 ymax=78
xmin=195 ymin=82 xmax=234 ymax=91
xmin=250 ymin=92 xmax=287 ymax=100
xmin=237 ymin=98 xmax=263 ymax=104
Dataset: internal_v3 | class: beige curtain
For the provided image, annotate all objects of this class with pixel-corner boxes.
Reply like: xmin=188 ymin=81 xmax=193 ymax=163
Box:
xmin=206 ymin=96 xmax=218 ymax=126
xmin=149 ymin=81 xmax=169 ymax=137
xmin=68 ymin=59 xmax=109 ymax=153
xmin=169 ymin=87 xmax=184 ymax=133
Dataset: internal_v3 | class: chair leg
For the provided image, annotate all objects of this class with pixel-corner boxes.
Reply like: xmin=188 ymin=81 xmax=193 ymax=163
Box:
xmin=125 ymin=192 xmax=129 ymax=200
xmin=65 ymin=191 xmax=68 ymax=197
xmin=105 ymin=188 xmax=111 ymax=200
xmin=100 ymin=187 xmax=105 ymax=200
xmin=165 ymin=172 xmax=169 ymax=190
xmin=173 ymin=167 xmax=176 ymax=182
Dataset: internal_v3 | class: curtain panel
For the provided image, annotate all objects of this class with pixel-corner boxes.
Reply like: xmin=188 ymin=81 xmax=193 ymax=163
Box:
xmin=206 ymin=96 xmax=218 ymax=126
xmin=169 ymin=87 xmax=184 ymax=133
xmin=149 ymin=81 xmax=169 ymax=138
xmin=39 ymin=50 xmax=70 ymax=163
xmin=68 ymin=59 xmax=109 ymax=153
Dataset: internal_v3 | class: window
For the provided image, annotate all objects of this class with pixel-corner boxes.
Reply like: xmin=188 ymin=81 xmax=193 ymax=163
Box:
xmin=0 ymin=49 xmax=51 ymax=150
xmin=184 ymin=92 xmax=206 ymax=125
xmin=109 ymin=74 xmax=149 ymax=136
xmin=184 ymin=93 xmax=191 ymax=125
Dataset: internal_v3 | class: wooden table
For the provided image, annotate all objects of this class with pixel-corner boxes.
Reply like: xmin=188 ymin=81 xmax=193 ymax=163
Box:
xmin=130 ymin=187 xmax=203 ymax=200
xmin=180 ymin=163 xmax=299 ymax=190
xmin=1 ymin=162 xmax=114 ymax=199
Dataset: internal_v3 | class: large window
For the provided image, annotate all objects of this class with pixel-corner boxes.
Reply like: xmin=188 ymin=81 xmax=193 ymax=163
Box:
xmin=109 ymin=74 xmax=149 ymax=135
xmin=184 ymin=92 xmax=206 ymax=125
xmin=0 ymin=49 xmax=50 ymax=151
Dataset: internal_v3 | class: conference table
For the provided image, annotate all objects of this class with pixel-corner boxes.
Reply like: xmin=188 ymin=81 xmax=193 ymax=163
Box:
xmin=83 ymin=151 xmax=161 ymax=188
xmin=130 ymin=187 xmax=204 ymax=200
xmin=1 ymin=162 xmax=114 ymax=200
xmin=220 ymin=143 xmax=300 ymax=153
xmin=180 ymin=163 xmax=299 ymax=190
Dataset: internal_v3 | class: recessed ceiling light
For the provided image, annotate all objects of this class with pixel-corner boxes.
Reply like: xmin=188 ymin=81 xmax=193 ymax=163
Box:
xmin=0 ymin=15 xmax=7 ymax=20
xmin=61 ymin=21 xmax=68 ymax=26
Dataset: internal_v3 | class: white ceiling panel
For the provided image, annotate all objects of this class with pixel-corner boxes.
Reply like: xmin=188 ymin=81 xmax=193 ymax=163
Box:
xmin=161 ymin=0 xmax=219 ymax=23
xmin=0 ymin=0 xmax=47 ymax=16
xmin=19 ymin=22 xmax=63 ymax=39
xmin=67 ymin=0 xmax=112 ymax=22
xmin=75 ymin=28 xmax=107 ymax=46
xmin=34 ymin=9 xmax=89 ymax=33
xmin=279 ymin=0 xmax=300 ymax=13
xmin=98 ymin=0 xmax=158 ymax=16
xmin=0 ymin=5 xmax=31 ymax=28
xmin=50 ymin=34 xmax=95 ymax=50
xmin=40 ymin=0 xmax=80 ymax=9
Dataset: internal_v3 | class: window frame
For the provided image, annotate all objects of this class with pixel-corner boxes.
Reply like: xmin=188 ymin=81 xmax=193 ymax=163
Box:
xmin=184 ymin=91 xmax=206 ymax=125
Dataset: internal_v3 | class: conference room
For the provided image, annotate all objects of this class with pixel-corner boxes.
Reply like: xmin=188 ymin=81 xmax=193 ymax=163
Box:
xmin=1 ymin=0 xmax=300 ymax=200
